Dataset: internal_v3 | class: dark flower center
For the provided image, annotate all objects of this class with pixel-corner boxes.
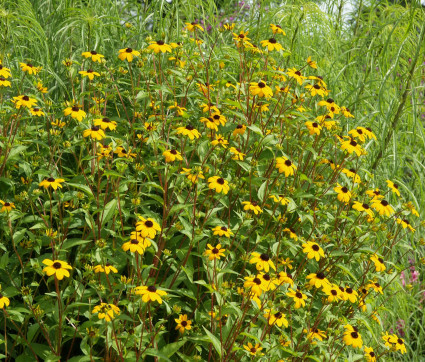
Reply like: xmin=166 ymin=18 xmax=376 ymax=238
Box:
xmin=102 ymin=118 xmax=110 ymax=122
xmin=341 ymin=187 xmax=348 ymax=193
xmin=294 ymin=71 xmax=301 ymax=76
xmin=157 ymin=40 xmax=165 ymax=45
xmin=181 ymin=321 xmax=188 ymax=327
xmin=258 ymin=82 xmax=266 ymax=88
xmin=213 ymin=114 xmax=220 ymax=120
xmin=274 ymin=312 xmax=282 ymax=318
xmin=87 ymin=69 xmax=93 ymax=73
xmin=362 ymin=288 xmax=367 ymax=294
xmin=212 ymin=248 xmax=219 ymax=254
xmin=295 ymin=292 xmax=303 ymax=298
xmin=369 ymin=352 xmax=375 ymax=357
xmin=72 ymin=106 xmax=79 ymax=111
xmin=374 ymin=283 xmax=380 ymax=287
xmin=250 ymin=348 xmax=256 ymax=353
xmin=260 ymin=253 xmax=270 ymax=261
xmin=284 ymin=160 xmax=292 ymax=166
xmin=27 ymin=63 xmax=33 ymax=67
xmin=357 ymin=128 xmax=363 ymax=134
xmin=269 ymin=38 xmax=277 ymax=43
xmin=186 ymin=125 xmax=194 ymax=130
xmin=91 ymin=126 xmax=100 ymax=131
xmin=217 ymin=178 xmax=225 ymax=185
xmin=346 ymin=288 xmax=353 ymax=294
xmin=0 ymin=77 xmax=5 ymax=81
xmin=397 ymin=339 xmax=403 ymax=344
xmin=23 ymin=96 xmax=29 ymax=101
xmin=362 ymin=203 xmax=369 ymax=209
xmin=350 ymin=140 xmax=357 ymax=146
xmin=53 ymin=262 xmax=62 ymax=269
xmin=263 ymin=274 xmax=271 ymax=281
xmin=238 ymin=34 xmax=245 ymax=38
xmin=251 ymin=201 xmax=258 ymax=206
xmin=316 ymin=272 xmax=325 ymax=279
xmin=91 ymin=50 xmax=97 ymax=55
xmin=393 ymin=183 xmax=399 ymax=188
xmin=339 ymin=286 xmax=345 ymax=292
xmin=170 ymin=149 xmax=177 ymax=155
xmin=236 ymin=124 xmax=243 ymax=129
xmin=47 ymin=177 xmax=55 ymax=182
xmin=378 ymin=258 xmax=384 ymax=263
xmin=312 ymin=244 xmax=319 ymax=251
xmin=349 ymin=168 xmax=356 ymax=173
xmin=253 ymin=278 xmax=261 ymax=285
xmin=351 ymin=332 xmax=359 ymax=339
xmin=0 ymin=65 xmax=3 ymax=69
xmin=221 ymin=226 xmax=227 ymax=231
xmin=331 ymin=289 xmax=337 ymax=295
xmin=145 ymin=220 xmax=154 ymax=228
xmin=313 ymin=84 xmax=320 ymax=89
xmin=126 ymin=48 xmax=133 ymax=52
xmin=312 ymin=122 xmax=318 ymax=127
xmin=327 ymin=98 xmax=334 ymax=103
xmin=381 ymin=200 xmax=389 ymax=206
xmin=33 ymin=108 xmax=39 ymax=112
xmin=131 ymin=239 xmax=138 ymax=244
xmin=4 ymin=202 xmax=10 ymax=206
xmin=147 ymin=285 xmax=157 ymax=292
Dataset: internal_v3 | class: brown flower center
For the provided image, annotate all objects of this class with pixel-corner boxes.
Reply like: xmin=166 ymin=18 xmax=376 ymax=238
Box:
xmin=316 ymin=272 xmax=325 ymax=279
xmin=53 ymin=262 xmax=62 ymax=269
xmin=126 ymin=48 xmax=133 ymax=53
xmin=253 ymin=278 xmax=261 ymax=285
xmin=260 ymin=253 xmax=270 ymax=261
xmin=381 ymin=200 xmax=389 ymax=206
xmin=157 ymin=40 xmax=165 ymax=45
xmin=186 ymin=125 xmax=194 ymax=130
xmin=312 ymin=244 xmax=320 ymax=251
xmin=212 ymin=248 xmax=219 ymax=254
xmin=91 ymin=126 xmax=100 ymax=131
xmin=130 ymin=239 xmax=138 ymax=244
xmin=170 ymin=149 xmax=177 ymax=155
xmin=258 ymin=82 xmax=266 ymax=88
xmin=181 ymin=321 xmax=188 ymax=327
xmin=221 ymin=226 xmax=227 ymax=231
xmin=268 ymin=38 xmax=277 ymax=44
xmin=47 ymin=177 xmax=55 ymax=182
xmin=284 ymin=160 xmax=292 ymax=166
xmin=22 ymin=96 xmax=30 ymax=101
xmin=295 ymin=71 xmax=301 ymax=76
xmin=91 ymin=50 xmax=97 ymax=55
xmin=295 ymin=292 xmax=303 ymax=298
xmin=217 ymin=178 xmax=225 ymax=185
xmin=72 ymin=106 xmax=80 ymax=112
xmin=145 ymin=220 xmax=154 ymax=228
xmin=351 ymin=332 xmax=359 ymax=339
xmin=147 ymin=285 xmax=157 ymax=292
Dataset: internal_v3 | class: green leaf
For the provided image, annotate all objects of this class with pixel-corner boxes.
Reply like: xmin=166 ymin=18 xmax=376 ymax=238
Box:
xmin=202 ymin=327 xmax=222 ymax=357
xmin=101 ymin=199 xmax=118 ymax=227
xmin=161 ymin=340 xmax=186 ymax=358
xmin=257 ymin=180 xmax=267 ymax=202
xmin=144 ymin=348 xmax=171 ymax=361
xmin=67 ymin=183 xmax=94 ymax=198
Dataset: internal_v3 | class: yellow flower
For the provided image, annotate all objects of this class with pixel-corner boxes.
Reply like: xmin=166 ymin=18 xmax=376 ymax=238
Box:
xmin=305 ymin=84 xmax=327 ymax=97
xmin=211 ymin=134 xmax=229 ymax=148
xmin=322 ymin=284 xmax=342 ymax=303
xmin=343 ymin=325 xmax=363 ymax=349
xmin=176 ymin=125 xmax=201 ymax=140
xmin=386 ymin=180 xmax=401 ymax=197
xmin=93 ymin=264 xmax=118 ymax=274
xmin=204 ymin=244 xmax=226 ymax=261
xmin=39 ymin=177 xmax=65 ymax=190
xmin=83 ymin=126 xmax=105 ymax=140
xmin=93 ymin=117 xmax=117 ymax=131
xmin=168 ymin=102 xmax=187 ymax=116
xmin=163 ymin=149 xmax=183 ymax=163
xmin=134 ymin=285 xmax=167 ymax=304
xmin=51 ymin=119 xmax=66 ymax=128
xmin=79 ymin=69 xmax=100 ymax=80
xmin=181 ymin=168 xmax=205 ymax=183
xmin=175 ymin=314 xmax=192 ymax=334
xmin=305 ymin=121 xmax=322 ymax=135
xmin=0 ymin=63 xmax=12 ymax=78
xmin=0 ymin=77 xmax=11 ymax=87
xmin=366 ymin=280 xmax=383 ymax=294
xmin=286 ymin=288 xmax=307 ymax=309
xmin=364 ymin=346 xmax=377 ymax=362
xmin=212 ymin=226 xmax=233 ymax=237
xmin=243 ymin=342 xmax=263 ymax=356
xmin=341 ymin=286 xmax=358 ymax=303
xmin=0 ymin=293 xmax=10 ymax=309
xmin=306 ymin=56 xmax=317 ymax=69
xmin=249 ymin=252 xmax=276 ymax=272
xmin=244 ymin=276 xmax=264 ymax=296
xmin=264 ymin=309 xmax=288 ymax=327
xmin=42 ymin=259 xmax=72 ymax=280
xmin=232 ymin=124 xmax=246 ymax=136
xmin=269 ymin=195 xmax=290 ymax=205
xmin=286 ymin=68 xmax=306 ymax=85
xmin=302 ymin=241 xmax=325 ymax=261
xmin=232 ymin=30 xmax=251 ymax=43
xmin=208 ymin=176 xmax=230 ymax=194
xmin=223 ymin=23 xmax=235 ymax=31
xmin=0 ymin=200 xmax=16 ymax=213
xmin=229 ymin=147 xmax=245 ymax=161
xmin=342 ymin=168 xmax=361 ymax=183
xmin=82 ymin=50 xmax=105 ymax=63
xmin=20 ymin=62 xmax=40 ymax=75
xmin=12 ymin=95 xmax=37 ymax=109
xmin=275 ymin=157 xmax=297 ymax=177
xmin=260 ymin=38 xmax=284 ymax=51
xmin=122 ymin=235 xmax=149 ymax=255
xmin=249 ymin=81 xmax=273 ymax=98
xmin=277 ymin=271 xmax=294 ymax=286
xmin=318 ymin=98 xmax=340 ymax=115
xmin=352 ymin=201 xmax=374 ymax=218
xmin=148 ymin=40 xmax=172 ymax=54
xmin=185 ymin=22 xmax=204 ymax=32
xmin=396 ymin=218 xmax=415 ymax=232
xmin=334 ymin=184 xmax=351 ymax=204
xmin=136 ymin=217 xmax=161 ymax=239
xmin=63 ymin=105 xmax=86 ymax=122
xmin=118 ymin=47 xmax=140 ymax=62
xmin=283 ymin=227 xmax=298 ymax=240
xmin=306 ymin=272 xmax=330 ymax=289
xmin=270 ymin=24 xmax=285 ymax=35
xmin=92 ymin=303 xmax=120 ymax=321
xmin=370 ymin=254 xmax=386 ymax=272
xmin=242 ymin=201 xmax=262 ymax=214
xmin=371 ymin=199 xmax=394 ymax=217
xmin=305 ymin=328 xmax=327 ymax=341
xmin=340 ymin=137 xmax=363 ymax=156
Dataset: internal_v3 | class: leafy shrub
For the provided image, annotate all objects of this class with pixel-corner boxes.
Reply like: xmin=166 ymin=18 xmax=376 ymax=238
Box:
xmin=0 ymin=1 xmax=421 ymax=361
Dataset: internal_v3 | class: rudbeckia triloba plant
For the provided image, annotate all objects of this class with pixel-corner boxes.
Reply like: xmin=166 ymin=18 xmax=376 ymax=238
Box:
xmin=0 ymin=0 xmax=423 ymax=360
